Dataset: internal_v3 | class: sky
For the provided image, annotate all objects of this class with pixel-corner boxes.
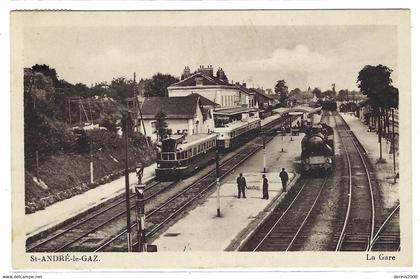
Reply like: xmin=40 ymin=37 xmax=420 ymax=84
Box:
xmin=23 ymin=25 xmax=398 ymax=92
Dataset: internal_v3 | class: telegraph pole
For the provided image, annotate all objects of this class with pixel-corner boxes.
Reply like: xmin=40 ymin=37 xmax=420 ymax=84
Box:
xmin=123 ymin=115 xmax=132 ymax=252
xmin=35 ymin=150 xmax=40 ymax=183
xmin=216 ymin=149 xmax=221 ymax=217
xmin=90 ymin=138 xmax=94 ymax=184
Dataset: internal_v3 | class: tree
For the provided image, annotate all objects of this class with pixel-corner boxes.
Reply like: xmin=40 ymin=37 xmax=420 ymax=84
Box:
xmin=289 ymin=88 xmax=302 ymax=97
xmin=31 ymin=64 xmax=59 ymax=86
xmin=312 ymin=87 xmax=322 ymax=98
xmin=323 ymin=90 xmax=335 ymax=99
xmin=357 ymin=64 xmax=399 ymax=161
xmin=338 ymin=89 xmax=349 ymax=101
xmin=108 ymin=77 xmax=135 ymax=102
xmin=154 ymin=111 xmax=168 ymax=142
xmin=143 ymin=73 xmax=179 ymax=97
xmin=357 ymin=64 xmax=397 ymax=107
xmin=274 ymin=80 xmax=289 ymax=106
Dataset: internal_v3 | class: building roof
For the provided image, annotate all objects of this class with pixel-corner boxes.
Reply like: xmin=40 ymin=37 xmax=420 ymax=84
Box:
xmin=249 ymin=88 xmax=278 ymax=100
xmin=189 ymin=93 xmax=219 ymax=107
xmin=140 ymin=94 xmax=218 ymax=119
xmin=234 ymin=83 xmax=254 ymax=95
xmin=169 ymin=72 xmax=232 ymax=87
xmin=140 ymin=95 xmax=199 ymax=119
xmin=213 ymin=106 xmax=257 ymax=116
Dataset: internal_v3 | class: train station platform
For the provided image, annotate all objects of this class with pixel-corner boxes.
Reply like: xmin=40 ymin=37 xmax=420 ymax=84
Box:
xmin=340 ymin=113 xmax=399 ymax=210
xmin=25 ymin=163 xmax=157 ymax=238
xmin=152 ymin=132 xmax=304 ymax=251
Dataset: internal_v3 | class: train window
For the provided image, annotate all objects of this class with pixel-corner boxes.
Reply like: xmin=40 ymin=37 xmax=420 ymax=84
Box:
xmin=162 ymin=154 xmax=168 ymax=160
xmin=169 ymin=153 xmax=175 ymax=160
xmin=193 ymin=147 xmax=197 ymax=155
xmin=176 ymin=152 xmax=180 ymax=160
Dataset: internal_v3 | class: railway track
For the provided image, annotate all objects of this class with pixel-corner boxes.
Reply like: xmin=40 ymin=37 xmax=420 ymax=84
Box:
xmin=26 ymin=180 xmax=176 ymax=252
xmin=27 ymin=115 xmax=291 ymax=253
xmin=97 ymin=119 xmax=290 ymax=252
xmin=368 ymin=205 xmax=400 ymax=251
xmin=240 ymin=177 xmax=328 ymax=251
xmin=333 ymin=112 xmax=377 ymax=251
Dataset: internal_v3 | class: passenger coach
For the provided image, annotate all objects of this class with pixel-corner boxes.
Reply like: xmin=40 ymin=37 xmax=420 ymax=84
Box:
xmin=214 ymin=118 xmax=261 ymax=151
xmin=155 ymin=133 xmax=218 ymax=180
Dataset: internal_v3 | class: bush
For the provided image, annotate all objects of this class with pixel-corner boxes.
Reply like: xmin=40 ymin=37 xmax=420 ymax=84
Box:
xmin=99 ymin=116 xmax=118 ymax=133
xmin=47 ymin=121 xmax=77 ymax=151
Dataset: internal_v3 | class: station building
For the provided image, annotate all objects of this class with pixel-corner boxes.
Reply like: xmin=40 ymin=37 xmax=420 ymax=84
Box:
xmin=167 ymin=65 xmax=260 ymax=127
xmin=138 ymin=93 xmax=219 ymax=142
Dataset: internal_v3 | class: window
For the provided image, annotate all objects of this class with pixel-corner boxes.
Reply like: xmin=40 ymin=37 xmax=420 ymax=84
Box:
xmin=195 ymin=77 xmax=204 ymax=86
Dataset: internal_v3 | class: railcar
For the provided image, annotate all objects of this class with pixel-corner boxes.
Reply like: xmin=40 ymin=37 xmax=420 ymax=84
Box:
xmin=214 ymin=118 xmax=261 ymax=151
xmin=316 ymin=99 xmax=337 ymax=111
xmin=301 ymin=123 xmax=334 ymax=174
xmin=339 ymin=102 xmax=358 ymax=113
xmin=155 ymin=133 xmax=218 ymax=180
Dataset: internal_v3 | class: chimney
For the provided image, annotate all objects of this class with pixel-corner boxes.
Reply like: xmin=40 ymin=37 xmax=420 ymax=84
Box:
xmin=197 ymin=64 xmax=213 ymax=77
xmin=181 ymin=66 xmax=191 ymax=80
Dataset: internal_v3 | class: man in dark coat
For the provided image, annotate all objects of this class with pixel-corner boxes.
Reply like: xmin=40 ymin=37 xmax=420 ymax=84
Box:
xmin=262 ymin=174 xmax=269 ymax=199
xmin=279 ymin=168 xmax=289 ymax=192
xmin=236 ymin=173 xmax=247 ymax=198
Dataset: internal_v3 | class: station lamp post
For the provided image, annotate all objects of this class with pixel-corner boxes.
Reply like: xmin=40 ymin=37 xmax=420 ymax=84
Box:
xmin=262 ymin=133 xmax=267 ymax=173
xmin=215 ymin=149 xmax=221 ymax=217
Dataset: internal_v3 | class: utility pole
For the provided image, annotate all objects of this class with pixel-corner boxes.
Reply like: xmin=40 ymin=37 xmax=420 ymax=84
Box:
xmin=133 ymin=72 xmax=138 ymax=132
xmin=216 ymin=149 xmax=221 ymax=217
xmin=68 ymin=99 xmax=71 ymax=125
xmin=79 ymin=100 xmax=82 ymax=127
xmin=36 ymin=150 xmax=40 ymax=183
xmin=90 ymin=139 xmax=94 ymax=184
xmin=123 ymin=115 xmax=132 ymax=252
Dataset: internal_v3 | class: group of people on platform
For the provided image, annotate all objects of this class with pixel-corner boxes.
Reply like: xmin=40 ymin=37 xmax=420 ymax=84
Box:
xmin=236 ymin=168 xmax=289 ymax=200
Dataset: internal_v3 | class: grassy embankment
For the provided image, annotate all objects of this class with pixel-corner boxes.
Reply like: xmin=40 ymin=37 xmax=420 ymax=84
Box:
xmin=25 ymin=142 xmax=156 ymax=214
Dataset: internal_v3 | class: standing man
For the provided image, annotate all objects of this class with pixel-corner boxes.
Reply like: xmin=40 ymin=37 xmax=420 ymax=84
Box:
xmin=262 ymin=174 xmax=269 ymax=200
xmin=279 ymin=168 xmax=289 ymax=192
xmin=236 ymin=173 xmax=247 ymax=199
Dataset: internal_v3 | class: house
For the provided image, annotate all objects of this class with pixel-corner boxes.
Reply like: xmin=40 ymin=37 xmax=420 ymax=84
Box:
xmin=249 ymin=88 xmax=279 ymax=110
xmin=138 ymin=93 xmax=219 ymax=142
xmin=168 ymin=65 xmax=260 ymax=127
xmin=168 ymin=65 xmax=258 ymax=110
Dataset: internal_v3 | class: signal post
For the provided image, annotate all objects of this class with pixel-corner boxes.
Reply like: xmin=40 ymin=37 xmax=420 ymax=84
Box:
xmin=135 ymin=166 xmax=147 ymax=252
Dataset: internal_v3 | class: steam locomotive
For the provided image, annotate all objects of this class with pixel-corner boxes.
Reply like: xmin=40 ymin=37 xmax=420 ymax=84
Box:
xmin=301 ymin=123 xmax=334 ymax=174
